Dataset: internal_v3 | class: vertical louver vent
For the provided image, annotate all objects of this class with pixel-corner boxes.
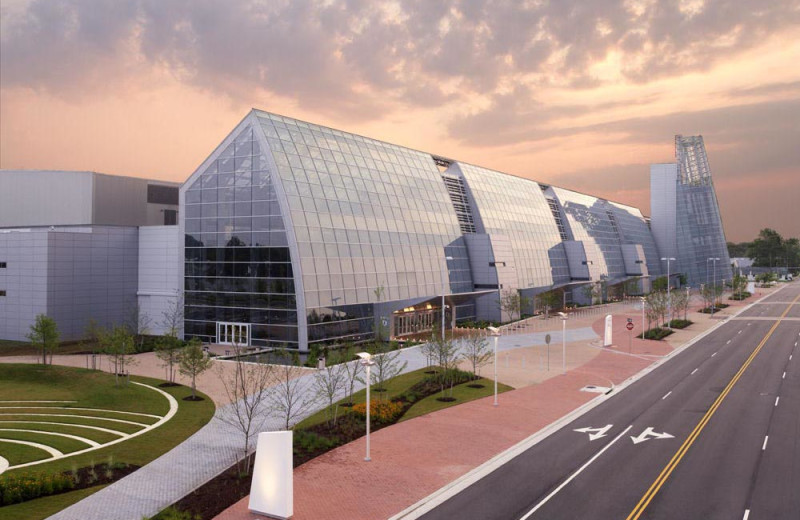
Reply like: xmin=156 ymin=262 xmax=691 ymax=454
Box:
xmin=547 ymin=198 xmax=568 ymax=241
xmin=607 ymin=210 xmax=621 ymax=240
xmin=442 ymin=175 xmax=476 ymax=234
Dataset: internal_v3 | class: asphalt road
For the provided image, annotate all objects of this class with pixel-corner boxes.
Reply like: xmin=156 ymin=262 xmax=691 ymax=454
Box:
xmin=421 ymin=284 xmax=800 ymax=520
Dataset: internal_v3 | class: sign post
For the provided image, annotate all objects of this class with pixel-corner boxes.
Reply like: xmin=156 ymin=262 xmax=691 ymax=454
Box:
xmin=626 ymin=318 xmax=634 ymax=353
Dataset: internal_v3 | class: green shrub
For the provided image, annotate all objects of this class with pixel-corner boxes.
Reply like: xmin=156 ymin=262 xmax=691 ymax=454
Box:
xmin=0 ymin=472 xmax=75 ymax=505
xmin=668 ymin=319 xmax=693 ymax=329
xmin=640 ymin=328 xmax=674 ymax=340
xmin=148 ymin=506 xmax=202 ymax=520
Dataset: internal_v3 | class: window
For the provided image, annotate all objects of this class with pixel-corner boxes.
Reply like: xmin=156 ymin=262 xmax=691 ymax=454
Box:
xmin=163 ymin=209 xmax=177 ymax=225
xmin=0 ymin=262 xmax=6 ymax=268
xmin=0 ymin=291 xmax=6 ymax=297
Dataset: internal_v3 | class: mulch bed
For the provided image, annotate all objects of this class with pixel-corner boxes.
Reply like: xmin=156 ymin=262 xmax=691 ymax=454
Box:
xmin=163 ymin=372 xmax=480 ymax=519
xmin=68 ymin=462 xmax=139 ymax=490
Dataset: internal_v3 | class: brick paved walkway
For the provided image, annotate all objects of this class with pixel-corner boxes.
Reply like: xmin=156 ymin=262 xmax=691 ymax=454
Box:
xmin=215 ymin=295 xmax=764 ymax=520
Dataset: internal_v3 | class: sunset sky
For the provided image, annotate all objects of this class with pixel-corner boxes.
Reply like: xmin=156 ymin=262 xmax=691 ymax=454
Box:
xmin=1 ymin=0 xmax=799 ymax=242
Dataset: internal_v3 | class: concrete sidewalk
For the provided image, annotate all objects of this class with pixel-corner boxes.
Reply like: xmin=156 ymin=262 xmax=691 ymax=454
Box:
xmin=215 ymin=291 xmax=767 ymax=520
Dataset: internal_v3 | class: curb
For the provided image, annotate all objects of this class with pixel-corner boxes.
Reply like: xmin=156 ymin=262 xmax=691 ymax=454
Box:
xmin=390 ymin=288 xmax=777 ymax=519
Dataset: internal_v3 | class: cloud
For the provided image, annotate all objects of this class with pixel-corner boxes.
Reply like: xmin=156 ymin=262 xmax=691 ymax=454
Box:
xmin=3 ymin=0 xmax=799 ymax=121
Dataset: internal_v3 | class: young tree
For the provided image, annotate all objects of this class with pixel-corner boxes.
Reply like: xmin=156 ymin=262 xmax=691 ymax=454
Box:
xmin=670 ymin=289 xmax=689 ymax=323
xmin=104 ymin=325 xmax=138 ymax=386
xmin=582 ymin=283 xmax=600 ymax=306
xmin=732 ymin=274 xmax=747 ymax=299
xmin=313 ymin=355 xmax=347 ymax=426
xmin=27 ymin=314 xmax=60 ymax=365
xmin=155 ymin=332 xmax=183 ymax=384
xmin=161 ymin=293 xmax=184 ymax=337
xmin=268 ymin=350 xmax=317 ymax=431
xmin=498 ymin=289 xmax=522 ymax=322
xmin=427 ymin=333 xmax=462 ymax=397
xmin=124 ymin=301 xmax=152 ymax=353
xmin=652 ymin=276 xmax=668 ymax=293
xmin=536 ymin=290 xmax=561 ymax=318
xmin=461 ymin=333 xmax=491 ymax=379
xmin=367 ymin=342 xmax=408 ymax=399
xmin=339 ymin=344 xmax=363 ymax=406
xmin=178 ymin=338 xmax=212 ymax=399
xmin=218 ymin=342 xmax=277 ymax=475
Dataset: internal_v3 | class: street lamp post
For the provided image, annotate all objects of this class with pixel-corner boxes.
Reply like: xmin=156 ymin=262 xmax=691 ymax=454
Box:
xmin=641 ymin=296 xmax=646 ymax=337
xmin=661 ymin=257 xmax=676 ymax=329
xmin=558 ymin=312 xmax=568 ymax=374
xmin=488 ymin=326 xmax=500 ymax=406
xmin=442 ymin=256 xmax=454 ymax=342
xmin=708 ymin=257 xmax=720 ymax=315
xmin=356 ymin=352 xmax=376 ymax=461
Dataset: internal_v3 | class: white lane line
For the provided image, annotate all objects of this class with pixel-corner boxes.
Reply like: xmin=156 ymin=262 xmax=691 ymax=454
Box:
xmin=762 ymin=436 xmax=769 ymax=451
xmin=691 ymin=368 xmax=699 ymax=375
xmin=0 ymin=438 xmax=63 ymax=458
xmin=0 ymin=407 xmax=161 ymax=419
xmin=727 ymin=340 xmax=731 ymax=344
xmin=662 ymin=391 xmax=672 ymax=400
xmin=0 ymin=414 xmax=149 ymax=427
xmin=712 ymin=352 xmax=718 ymax=357
xmin=738 ymin=330 xmax=742 ymax=334
xmin=0 ymin=401 xmax=76 ymax=403
xmin=520 ymin=426 xmax=633 ymax=519
xmin=0 ymin=428 xmax=100 ymax=447
xmin=743 ymin=509 xmax=750 ymax=520
xmin=0 ymin=420 xmax=128 ymax=437
xmin=783 ymin=372 xmax=786 ymax=379
xmin=775 ymin=396 xmax=780 ymax=407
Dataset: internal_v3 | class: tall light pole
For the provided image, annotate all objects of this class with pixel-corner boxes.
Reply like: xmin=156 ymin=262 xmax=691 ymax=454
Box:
xmin=356 ymin=352 xmax=376 ymax=461
xmin=488 ymin=326 xmax=500 ymax=406
xmin=641 ymin=296 xmax=646 ymax=337
xmin=661 ymin=257 xmax=676 ymax=329
xmin=558 ymin=312 xmax=568 ymax=374
xmin=442 ymin=255 xmax=454 ymax=342
xmin=708 ymin=257 xmax=720 ymax=315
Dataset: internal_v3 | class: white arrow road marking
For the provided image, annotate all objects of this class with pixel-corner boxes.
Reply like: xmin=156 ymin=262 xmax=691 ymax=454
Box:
xmin=630 ymin=427 xmax=675 ymax=444
xmin=573 ymin=424 xmax=613 ymax=441
xmin=521 ymin=425 xmax=633 ymax=519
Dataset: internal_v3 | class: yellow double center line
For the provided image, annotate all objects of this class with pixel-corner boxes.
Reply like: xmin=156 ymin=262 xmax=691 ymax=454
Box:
xmin=626 ymin=292 xmax=800 ymax=520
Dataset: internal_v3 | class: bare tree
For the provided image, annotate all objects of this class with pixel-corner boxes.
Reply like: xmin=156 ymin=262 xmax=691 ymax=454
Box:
xmin=268 ymin=350 xmax=317 ymax=431
xmin=461 ymin=333 xmax=491 ymax=379
xmin=338 ymin=344 xmax=363 ymax=406
xmin=161 ymin=293 xmax=184 ymax=336
xmin=218 ymin=342 xmax=276 ymax=475
xmin=124 ymin=301 xmax=151 ymax=353
xmin=313 ymin=355 xmax=347 ymax=426
xmin=368 ymin=343 xmax=408 ymax=399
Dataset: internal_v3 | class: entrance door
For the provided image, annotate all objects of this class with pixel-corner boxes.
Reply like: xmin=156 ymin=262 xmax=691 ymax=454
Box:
xmin=216 ymin=322 xmax=250 ymax=346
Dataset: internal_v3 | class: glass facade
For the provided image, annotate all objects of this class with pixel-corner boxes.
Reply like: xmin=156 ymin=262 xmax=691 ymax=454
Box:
xmin=179 ymin=109 xmax=675 ymax=349
xmin=183 ymin=124 xmax=299 ymax=347
xmin=255 ymin=111 xmax=472 ymax=345
xmin=456 ymin=163 xmax=568 ymax=289
xmin=609 ymin=201 xmax=662 ymax=279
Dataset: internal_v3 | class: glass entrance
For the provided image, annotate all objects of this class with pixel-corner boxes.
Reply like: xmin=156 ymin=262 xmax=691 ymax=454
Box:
xmin=216 ymin=322 xmax=250 ymax=346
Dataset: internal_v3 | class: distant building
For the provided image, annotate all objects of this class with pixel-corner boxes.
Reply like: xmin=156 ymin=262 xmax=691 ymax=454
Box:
xmin=650 ymin=136 xmax=732 ymax=288
xmin=0 ymin=171 xmax=179 ymax=341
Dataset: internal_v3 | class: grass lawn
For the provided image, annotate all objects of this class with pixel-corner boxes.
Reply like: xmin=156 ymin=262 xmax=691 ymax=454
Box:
xmin=400 ymin=378 xmax=513 ymax=422
xmin=296 ymin=368 xmax=513 ymax=429
xmin=0 ymin=364 xmax=215 ymax=519
xmin=0 ymin=339 xmax=97 ymax=358
xmin=0 ymin=484 xmax=109 ymax=520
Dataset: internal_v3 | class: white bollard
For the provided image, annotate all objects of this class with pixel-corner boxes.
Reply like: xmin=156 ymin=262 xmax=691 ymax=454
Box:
xmin=249 ymin=431 xmax=293 ymax=519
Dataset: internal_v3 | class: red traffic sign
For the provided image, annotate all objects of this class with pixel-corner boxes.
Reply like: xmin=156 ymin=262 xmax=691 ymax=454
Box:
xmin=626 ymin=322 xmax=635 ymax=331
